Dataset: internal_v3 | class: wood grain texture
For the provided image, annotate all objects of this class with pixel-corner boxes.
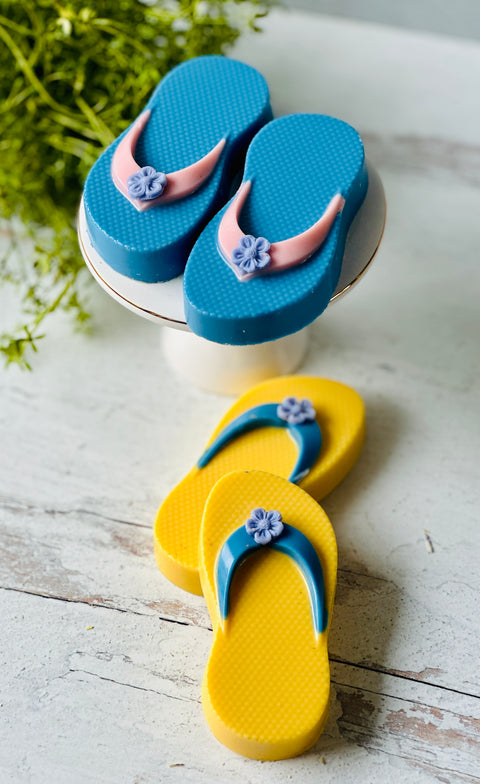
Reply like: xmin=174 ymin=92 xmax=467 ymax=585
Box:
xmin=1 ymin=497 xmax=478 ymax=700
xmin=1 ymin=8 xmax=480 ymax=782
xmin=2 ymin=590 xmax=480 ymax=784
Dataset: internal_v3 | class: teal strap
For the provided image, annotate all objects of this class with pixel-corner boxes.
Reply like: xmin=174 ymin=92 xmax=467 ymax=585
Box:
xmin=216 ymin=523 xmax=327 ymax=634
xmin=197 ymin=403 xmax=321 ymax=484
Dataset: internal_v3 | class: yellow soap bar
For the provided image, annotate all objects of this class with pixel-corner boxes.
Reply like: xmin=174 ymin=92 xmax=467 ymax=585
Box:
xmin=154 ymin=375 xmax=363 ymax=595
xmin=199 ymin=470 xmax=337 ymax=760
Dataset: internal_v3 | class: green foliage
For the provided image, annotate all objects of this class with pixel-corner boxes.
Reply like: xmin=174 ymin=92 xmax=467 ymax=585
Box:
xmin=0 ymin=0 xmax=272 ymax=368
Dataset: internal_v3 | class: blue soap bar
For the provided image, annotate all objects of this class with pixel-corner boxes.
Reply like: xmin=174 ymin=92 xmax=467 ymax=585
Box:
xmin=184 ymin=113 xmax=368 ymax=344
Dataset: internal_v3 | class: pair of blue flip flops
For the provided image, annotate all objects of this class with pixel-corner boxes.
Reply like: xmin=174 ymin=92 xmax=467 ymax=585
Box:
xmin=83 ymin=56 xmax=368 ymax=345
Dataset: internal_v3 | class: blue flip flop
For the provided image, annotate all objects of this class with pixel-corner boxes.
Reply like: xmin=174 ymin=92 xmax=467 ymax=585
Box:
xmin=82 ymin=56 xmax=271 ymax=282
xmin=183 ymin=114 xmax=368 ymax=344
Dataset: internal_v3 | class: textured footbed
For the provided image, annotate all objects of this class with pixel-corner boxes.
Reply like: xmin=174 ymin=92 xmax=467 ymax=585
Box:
xmin=154 ymin=375 xmax=364 ymax=595
xmin=83 ymin=56 xmax=271 ymax=282
xmin=199 ymin=470 xmax=337 ymax=760
xmin=184 ymin=113 xmax=368 ymax=344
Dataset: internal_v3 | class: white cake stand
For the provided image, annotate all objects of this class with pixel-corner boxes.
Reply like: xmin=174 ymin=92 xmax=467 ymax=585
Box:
xmin=78 ymin=161 xmax=385 ymax=394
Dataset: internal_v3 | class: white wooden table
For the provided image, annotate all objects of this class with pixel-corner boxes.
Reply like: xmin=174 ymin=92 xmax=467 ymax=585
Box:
xmin=1 ymin=10 xmax=480 ymax=783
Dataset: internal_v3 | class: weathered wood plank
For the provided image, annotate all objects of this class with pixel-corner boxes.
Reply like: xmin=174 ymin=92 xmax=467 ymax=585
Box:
xmin=1 ymin=10 xmax=480 ymax=782
xmin=1 ymin=499 xmax=478 ymax=701
xmin=0 ymin=499 xmax=208 ymax=628
xmin=330 ymin=662 xmax=480 ymax=783
xmin=1 ymin=590 xmax=479 ymax=784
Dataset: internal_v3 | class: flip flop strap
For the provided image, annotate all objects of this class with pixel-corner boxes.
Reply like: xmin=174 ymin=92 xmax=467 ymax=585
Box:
xmin=197 ymin=403 xmax=322 ymax=484
xmin=216 ymin=523 xmax=327 ymax=634
xmin=217 ymin=180 xmax=345 ymax=281
xmin=111 ymin=109 xmax=226 ymax=212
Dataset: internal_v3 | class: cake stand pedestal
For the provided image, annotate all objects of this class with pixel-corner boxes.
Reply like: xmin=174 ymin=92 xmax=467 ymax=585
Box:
xmin=78 ymin=161 xmax=385 ymax=394
xmin=161 ymin=328 xmax=309 ymax=395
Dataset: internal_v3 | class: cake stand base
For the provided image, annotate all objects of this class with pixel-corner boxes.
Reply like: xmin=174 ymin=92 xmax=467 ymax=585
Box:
xmin=161 ymin=327 xmax=309 ymax=395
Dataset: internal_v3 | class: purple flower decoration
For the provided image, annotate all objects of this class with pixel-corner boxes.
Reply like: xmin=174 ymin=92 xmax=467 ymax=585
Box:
xmin=277 ymin=396 xmax=316 ymax=425
xmin=127 ymin=166 xmax=167 ymax=201
xmin=232 ymin=235 xmax=271 ymax=275
xmin=245 ymin=508 xmax=284 ymax=545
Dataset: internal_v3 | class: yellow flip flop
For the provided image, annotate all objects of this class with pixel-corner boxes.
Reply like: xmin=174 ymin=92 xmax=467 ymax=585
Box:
xmin=199 ymin=469 xmax=337 ymax=760
xmin=155 ymin=375 xmax=363 ymax=594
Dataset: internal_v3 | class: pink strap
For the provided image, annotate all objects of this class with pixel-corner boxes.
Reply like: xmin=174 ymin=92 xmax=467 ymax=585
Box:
xmin=218 ymin=181 xmax=345 ymax=280
xmin=111 ymin=110 xmax=226 ymax=212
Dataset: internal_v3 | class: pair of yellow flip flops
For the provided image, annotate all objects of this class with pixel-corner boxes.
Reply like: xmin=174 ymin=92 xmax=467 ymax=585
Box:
xmin=154 ymin=376 xmax=365 ymax=760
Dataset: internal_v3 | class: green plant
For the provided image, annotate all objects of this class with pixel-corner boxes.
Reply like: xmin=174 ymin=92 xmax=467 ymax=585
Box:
xmin=0 ymin=0 xmax=272 ymax=369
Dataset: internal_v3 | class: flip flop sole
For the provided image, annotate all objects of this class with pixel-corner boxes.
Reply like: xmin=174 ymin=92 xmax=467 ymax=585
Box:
xmin=154 ymin=375 xmax=363 ymax=594
xmin=199 ymin=470 xmax=337 ymax=760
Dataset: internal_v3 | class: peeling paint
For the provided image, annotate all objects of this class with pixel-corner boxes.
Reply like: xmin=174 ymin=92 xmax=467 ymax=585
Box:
xmin=111 ymin=530 xmax=152 ymax=559
xmin=336 ymin=688 xmax=376 ymax=725
xmin=383 ymin=706 xmax=480 ymax=754
xmin=145 ymin=599 xmax=209 ymax=628
xmin=390 ymin=666 xmax=445 ymax=682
